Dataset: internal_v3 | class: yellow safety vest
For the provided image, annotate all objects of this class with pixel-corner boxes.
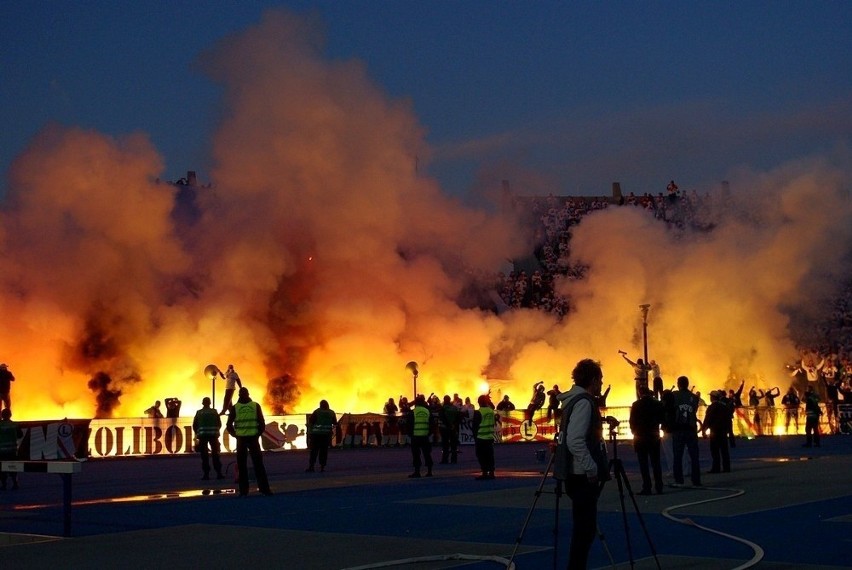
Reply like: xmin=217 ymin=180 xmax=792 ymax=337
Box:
xmin=476 ymin=407 xmax=495 ymax=440
xmin=234 ymin=401 xmax=260 ymax=437
xmin=412 ymin=406 xmax=431 ymax=436
xmin=194 ymin=408 xmax=220 ymax=437
xmin=311 ymin=409 xmax=335 ymax=435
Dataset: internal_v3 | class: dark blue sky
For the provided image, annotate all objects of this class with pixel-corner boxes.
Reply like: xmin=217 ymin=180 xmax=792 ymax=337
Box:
xmin=2 ymin=1 xmax=850 ymax=199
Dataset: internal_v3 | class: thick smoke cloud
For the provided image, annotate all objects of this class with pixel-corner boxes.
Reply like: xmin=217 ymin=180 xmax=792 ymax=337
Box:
xmin=0 ymin=9 xmax=849 ymax=420
xmin=558 ymin=154 xmax=852 ymax=395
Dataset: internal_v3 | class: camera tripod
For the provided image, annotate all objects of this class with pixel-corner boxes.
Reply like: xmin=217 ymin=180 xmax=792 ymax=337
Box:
xmin=602 ymin=424 xmax=661 ymax=569
xmin=508 ymin=425 xmax=660 ymax=570
xmin=507 ymin=440 xmax=567 ymax=570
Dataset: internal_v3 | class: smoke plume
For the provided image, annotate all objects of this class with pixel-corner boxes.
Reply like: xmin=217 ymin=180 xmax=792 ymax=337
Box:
xmin=0 ymin=9 xmax=849 ymax=420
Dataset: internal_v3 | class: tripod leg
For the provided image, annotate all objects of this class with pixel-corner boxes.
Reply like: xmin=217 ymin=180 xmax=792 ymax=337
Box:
xmin=614 ymin=459 xmax=662 ymax=569
xmin=508 ymin=451 xmax=556 ymax=566
xmin=553 ymin=481 xmax=561 ymax=570
xmin=612 ymin=461 xmax=636 ymax=568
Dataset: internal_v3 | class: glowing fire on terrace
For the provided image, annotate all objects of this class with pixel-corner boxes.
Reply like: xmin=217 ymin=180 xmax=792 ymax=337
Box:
xmin=2 ymin=12 xmax=849 ymax=424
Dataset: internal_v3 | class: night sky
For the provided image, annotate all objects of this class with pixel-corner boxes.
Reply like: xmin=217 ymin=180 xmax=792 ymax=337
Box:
xmin=2 ymin=1 xmax=850 ymax=200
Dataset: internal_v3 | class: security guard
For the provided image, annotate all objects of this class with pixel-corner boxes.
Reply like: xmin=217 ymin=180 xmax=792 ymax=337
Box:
xmin=306 ymin=400 xmax=337 ymax=472
xmin=226 ymin=387 xmax=273 ymax=496
xmin=0 ymin=409 xmax=22 ymax=490
xmin=473 ymin=395 xmax=496 ymax=480
xmin=407 ymin=395 xmax=434 ymax=478
xmin=193 ymin=397 xmax=224 ymax=480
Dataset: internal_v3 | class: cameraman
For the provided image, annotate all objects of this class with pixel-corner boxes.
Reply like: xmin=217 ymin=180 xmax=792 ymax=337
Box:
xmin=554 ymin=358 xmax=608 ymax=569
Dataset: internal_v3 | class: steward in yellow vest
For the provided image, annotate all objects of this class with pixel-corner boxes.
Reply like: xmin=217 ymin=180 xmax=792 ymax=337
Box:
xmin=406 ymin=395 xmax=434 ymax=478
xmin=306 ymin=400 xmax=338 ymax=472
xmin=193 ymin=396 xmax=223 ymax=480
xmin=226 ymin=387 xmax=273 ymax=496
xmin=473 ymin=395 xmax=496 ymax=480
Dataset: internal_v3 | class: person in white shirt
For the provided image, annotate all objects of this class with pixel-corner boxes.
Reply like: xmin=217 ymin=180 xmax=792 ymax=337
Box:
xmin=220 ymin=364 xmax=242 ymax=415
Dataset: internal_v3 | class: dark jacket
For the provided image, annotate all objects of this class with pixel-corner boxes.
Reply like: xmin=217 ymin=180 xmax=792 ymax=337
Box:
xmin=629 ymin=395 xmax=663 ymax=439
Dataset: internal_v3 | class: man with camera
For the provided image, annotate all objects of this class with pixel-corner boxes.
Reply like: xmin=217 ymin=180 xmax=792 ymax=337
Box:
xmin=553 ymin=358 xmax=609 ymax=569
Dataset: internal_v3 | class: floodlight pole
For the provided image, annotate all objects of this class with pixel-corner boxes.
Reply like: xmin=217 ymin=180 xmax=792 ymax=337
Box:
xmin=406 ymin=361 xmax=419 ymax=399
xmin=204 ymin=364 xmax=220 ymax=410
xmin=640 ymin=304 xmax=651 ymax=366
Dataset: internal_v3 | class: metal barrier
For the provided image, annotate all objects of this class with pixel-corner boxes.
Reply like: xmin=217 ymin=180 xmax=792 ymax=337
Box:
xmin=0 ymin=461 xmax=82 ymax=537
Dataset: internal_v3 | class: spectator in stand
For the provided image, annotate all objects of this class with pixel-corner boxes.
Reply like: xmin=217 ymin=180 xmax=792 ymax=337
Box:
xmin=144 ymin=400 xmax=164 ymax=419
xmin=728 ymin=380 xmax=746 ymax=445
xmin=383 ymin=397 xmax=399 ymax=447
xmin=790 ymin=354 xmax=825 ymax=399
xmin=0 ymin=364 xmax=14 ymax=414
xmin=220 ymin=364 xmax=242 ymax=415
xmin=803 ymin=386 xmax=822 ymax=448
xmin=763 ymin=386 xmax=781 ymax=435
xmin=398 ymin=396 xmax=411 ymax=446
xmin=782 ymin=387 xmax=801 ymax=434
xmin=667 ymin=180 xmax=679 ymax=197
xmin=526 ymin=381 xmax=546 ymax=421
xmin=496 ymin=395 xmax=516 ymax=413
xmin=718 ymin=389 xmax=737 ymax=447
xmin=546 ymin=385 xmax=561 ymax=421
xmin=620 ymin=351 xmax=651 ymax=399
xmin=438 ymin=395 xmax=460 ymax=464
xmin=822 ymin=375 xmax=841 ymax=435
xmin=702 ymin=391 xmax=732 ymax=474
xmin=165 ymin=397 xmax=182 ymax=418
xmin=748 ymin=387 xmax=765 ymax=436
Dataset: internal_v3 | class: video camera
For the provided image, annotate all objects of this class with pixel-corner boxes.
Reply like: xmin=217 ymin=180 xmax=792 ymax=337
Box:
xmin=603 ymin=415 xmax=620 ymax=437
xmin=603 ymin=415 xmax=620 ymax=427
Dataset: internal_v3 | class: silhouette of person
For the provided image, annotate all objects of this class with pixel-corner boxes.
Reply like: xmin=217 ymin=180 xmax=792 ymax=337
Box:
xmin=144 ymin=400 xmax=164 ymax=418
xmin=629 ymin=387 xmax=665 ymax=494
xmin=668 ymin=375 xmax=702 ymax=487
xmin=0 ymin=408 xmax=23 ymax=490
xmin=407 ymin=394 xmax=434 ymax=478
xmin=306 ymin=400 xmax=337 ymax=472
xmin=165 ymin=397 xmax=182 ymax=418
xmin=553 ymin=358 xmax=608 ymax=569
xmin=220 ymin=364 xmax=242 ymax=415
xmin=0 ymin=364 xmax=15 ymax=414
xmin=192 ymin=397 xmax=223 ymax=480
xmin=526 ymin=381 xmax=546 ymax=421
xmin=226 ymin=387 xmax=273 ymax=496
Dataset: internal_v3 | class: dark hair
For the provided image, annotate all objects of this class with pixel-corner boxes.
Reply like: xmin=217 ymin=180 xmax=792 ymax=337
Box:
xmin=677 ymin=375 xmax=689 ymax=389
xmin=572 ymin=359 xmax=602 ymax=388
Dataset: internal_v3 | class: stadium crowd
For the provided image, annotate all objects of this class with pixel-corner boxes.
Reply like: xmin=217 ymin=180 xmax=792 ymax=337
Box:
xmin=497 ymin=184 xmax=852 ymax=393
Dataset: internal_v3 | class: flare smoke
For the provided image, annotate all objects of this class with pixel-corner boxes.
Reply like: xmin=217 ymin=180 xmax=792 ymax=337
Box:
xmin=0 ymin=10 xmax=849 ymax=420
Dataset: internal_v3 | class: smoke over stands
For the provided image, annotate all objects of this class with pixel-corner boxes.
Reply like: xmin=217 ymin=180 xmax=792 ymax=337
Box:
xmin=0 ymin=10 xmax=850 ymax=420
